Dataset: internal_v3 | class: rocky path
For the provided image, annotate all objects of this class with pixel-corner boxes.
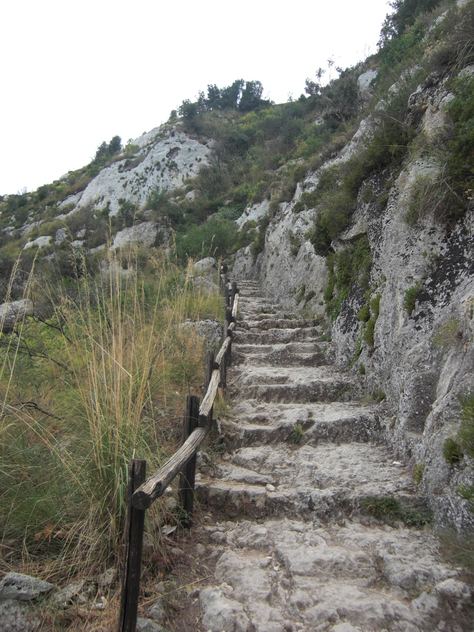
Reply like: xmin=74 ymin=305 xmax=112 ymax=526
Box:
xmin=192 ymin=280 xmax=471 ymax=632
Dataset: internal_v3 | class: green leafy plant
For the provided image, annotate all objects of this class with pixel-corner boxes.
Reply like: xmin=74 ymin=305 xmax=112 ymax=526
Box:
xmin=404 ymin=282 xmax=421 ymax=316
xmin=291 ymin=424 xmax=304 ymax=444
xmin=360 ymin=495 xmax=431 ymax=526
xmin=458 ymin=394 xmax=474 ymax=457
xmin=413 ymin=463 xmax=425 ymax=485
xmin=443 ymin=437 xmax=463 ymax=464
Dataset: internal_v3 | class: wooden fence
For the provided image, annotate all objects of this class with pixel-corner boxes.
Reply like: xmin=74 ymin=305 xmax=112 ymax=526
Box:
xmin=118 ymin=264 xmax=238 ymax=632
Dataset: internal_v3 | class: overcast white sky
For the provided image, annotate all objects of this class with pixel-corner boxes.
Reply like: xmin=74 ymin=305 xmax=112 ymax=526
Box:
xmin=0 ymin=0 xmax=391 ymax=195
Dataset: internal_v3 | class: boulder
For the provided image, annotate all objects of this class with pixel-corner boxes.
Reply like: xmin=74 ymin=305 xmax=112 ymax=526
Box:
xmin=111 ymin=221 xmax=158 ymax=250
xmin=0 ymin=299 xmax=34 ymax=333
xmin=193 ymin=257 xmax=217 ymax=274
xmin=0 ymin=572 xmax=54 ymax=602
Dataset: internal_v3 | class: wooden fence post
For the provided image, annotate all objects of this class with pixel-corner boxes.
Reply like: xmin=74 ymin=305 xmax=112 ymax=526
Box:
xmin=200 ymin=350 xmax=215 ymax=428
xmin=178 ymin=395 xmax=200 ymax=526
xmin=221 ymin=320 xmax=228 ymax=391
xmin=118 ymin=459 xmax=147 ymax=632
xmin=224 ymin=275 xmax=229 ymax=306
xmin=231 ymin=281 xmax=237 ymax=310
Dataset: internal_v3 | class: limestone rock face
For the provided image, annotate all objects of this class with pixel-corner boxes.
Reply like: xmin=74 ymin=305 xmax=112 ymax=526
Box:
xmin=233 ymin=70 xmax=474 ymax=531
xmin=65 ymin=130 xmax=211 ymax=217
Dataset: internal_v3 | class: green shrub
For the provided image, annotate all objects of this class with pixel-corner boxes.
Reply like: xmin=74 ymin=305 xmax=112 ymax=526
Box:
xmin=370 ymin=294 xmax=381 ymax=319
xmin=443 ymin=437 xmax=463 ymax=464
xmin=447 ymin=75 xmax=474 ymax=199
xmin=291 ymin=424 xmax=304 ymax=444
xmin=364 ymin=317 xmax=376 ymax=346
xmin=433 ymin=318 xmax=462 ymax=349
xmin=250 ymin=215 xmax=270 ymax=262
xmin=459 ymin=394 xmax=474 ymax=458
xmin=357 ymin=305 xmax=370 ymax=322
xmin=360 ymin=495 xmax=431 ymax=526
xmin=404 ymin=282 xmax=421 ymax=316
xmin=413 ymin=463 xmax=425 ymax=485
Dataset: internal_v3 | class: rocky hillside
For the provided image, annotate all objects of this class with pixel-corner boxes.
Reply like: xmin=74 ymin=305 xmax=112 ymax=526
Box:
xmin=0 ymin=0 xmax=473 ymax=539
xmin=233 ymin=0 xmax=474 ymax=532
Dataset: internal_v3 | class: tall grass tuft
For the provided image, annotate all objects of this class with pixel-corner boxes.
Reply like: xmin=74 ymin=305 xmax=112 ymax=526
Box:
xmin=0 ymin=247 xmax=223 ymax=580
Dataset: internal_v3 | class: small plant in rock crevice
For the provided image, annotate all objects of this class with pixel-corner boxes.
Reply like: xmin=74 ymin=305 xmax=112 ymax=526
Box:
xmin=359 ymin=495 xmax=431 ymax=526
xmin=291 ymin=424 xmax=304 ymax=444
xmin=443 ymin=437 xmax=463 ymax=464
xmin=404 ymin=282 xmax=422 ymax=316
xmin=413 ymin=463 xmax=425 ymax=485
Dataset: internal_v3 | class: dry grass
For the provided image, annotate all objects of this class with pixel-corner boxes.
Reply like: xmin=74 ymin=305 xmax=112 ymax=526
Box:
xmin=0 ymin=247 xmax=223 ymax=586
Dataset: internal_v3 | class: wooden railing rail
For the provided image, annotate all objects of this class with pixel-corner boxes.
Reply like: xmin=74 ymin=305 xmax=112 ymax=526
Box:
xmin=118 ymin=263 xmax=238 ymax=631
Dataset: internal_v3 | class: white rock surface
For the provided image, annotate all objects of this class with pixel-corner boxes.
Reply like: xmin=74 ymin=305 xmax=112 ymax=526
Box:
xmin=193 ymin=256 xmax=216 ymax=274
xmin=0 ymin=299 xmax=34 ymax=332
xmin=111 ymin=221 xmax=158 ymax=249
xmin=0 ymin=573 xmax=54 ymax=601
xmin=358 ymin=69 xmax=378 ymax=93
xmin=236 ymin=199 xmax=270 ymax=228
xmin=74 ymin=131 xmax=211 ymax=216
xmin=23 ymin=235 xmax=52 ymax=249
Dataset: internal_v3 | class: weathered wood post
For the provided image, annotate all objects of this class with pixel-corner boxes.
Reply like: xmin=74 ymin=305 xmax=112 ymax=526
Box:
xmin=118 ymin=459 xmax=147 ymax=632
xmin=201 ymin=350 xmax=215 ymax=427
xmin=221 ymin=320 xmax=228 ymax=391
xmin=178 ymin=395 xmax=200 ymax=526
xmin=231 ymin=281 xmax=237 ymax=309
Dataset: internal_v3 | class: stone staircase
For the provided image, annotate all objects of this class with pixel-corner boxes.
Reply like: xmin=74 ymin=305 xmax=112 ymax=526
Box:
xmin=193 ymin=280 xmax=471 ymax=632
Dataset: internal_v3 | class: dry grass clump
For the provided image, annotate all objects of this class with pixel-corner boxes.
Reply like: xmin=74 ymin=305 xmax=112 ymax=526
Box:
xmin=0 ymin=247 xmax=223 ymax=583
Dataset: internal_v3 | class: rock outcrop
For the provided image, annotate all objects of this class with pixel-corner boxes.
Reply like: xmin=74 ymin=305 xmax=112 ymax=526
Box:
xmin=232 ymin=66 xmax=474 ymax=532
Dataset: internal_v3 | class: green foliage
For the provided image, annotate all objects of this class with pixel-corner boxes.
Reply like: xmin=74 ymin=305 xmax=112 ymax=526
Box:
xmin=443 ymin=437 xmax=463 ymax=464
xmin=413 ymin=463 xmax=425 ymax=485
xmin=323 ymin=237 xmax=372 ymax=320
xmin=175 ymin=217 xmax=237 ymax=261
xmin=291 ymin=424 xmax=304 ymax=444
xmin=447 ymin=75 xmax=474 ymax=198
xmin=250 ymin=215 xmax=270 ymax=263
xmin=371 ymin=388 xmax=386 ymax=403
xmin=433 ymin=318 xmax=462 ymax=349
xmin=94 ymin=135 xmax=122 ymax=163
xmin=364 ymin=317 xmax=376 ymax=346
xmin=404 ymin=282 xmax=421 ymax=316
xmin=357 ymin=305 xmax=370 ymax=322
xmin=360 ymin=494 xmax=431 ymax=526
xmin=458 ymin=394 xmax=474 ymax=458
xmin=289 ymin=231 xmax=301 ymax=257
xmin=370 ymin=294 xmax=381 ymax=318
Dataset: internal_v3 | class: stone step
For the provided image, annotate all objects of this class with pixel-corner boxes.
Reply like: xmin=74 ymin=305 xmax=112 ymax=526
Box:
xmin=197 ymin=518 xmax=466 ymax=632
xmin=196 ymin=443 xmax=419 ymax=521
xmin=239 ymin=317 xmax=320 ymax=331
xmin=233 ymin=341 xmax=334 ymax=367
xmin=222 ymin=401 xmax=381 ymax=446
xmin=234 ymin=326 xmax=323 ymax=345
xmin=229 ymin=365 xmax=361 ymax=403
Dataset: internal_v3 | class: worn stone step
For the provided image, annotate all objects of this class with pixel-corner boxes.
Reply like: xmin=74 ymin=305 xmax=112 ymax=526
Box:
xmin=197 ymin=518 xmax=467 ymax=632
xmin=234 ymin=326 xmax=324 ymax=345
xmin=233 ymin=341 xmax=334 ymax=367
xmin=196 ymin=442 xmax=419 ymax=521
xmin=229 ymin=365 xmax=361 ymax=403
xmin=239 ymin=317 xmax=320 ymax=331
xmin=222 ymin=401 xmax=381 ymax=446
